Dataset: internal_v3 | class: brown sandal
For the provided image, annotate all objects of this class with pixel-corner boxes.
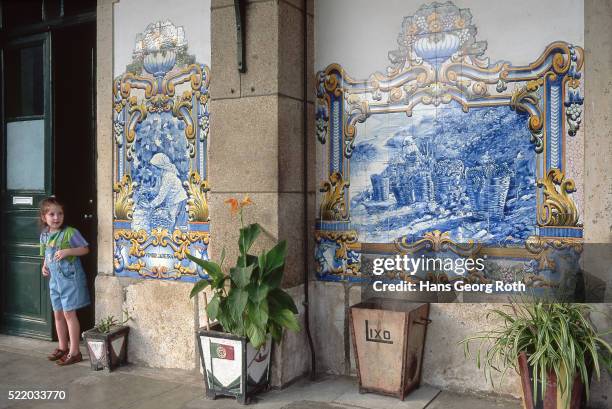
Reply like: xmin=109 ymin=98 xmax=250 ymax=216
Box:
xmin=56 ymin=351 xmax=83 ymax=366
xmin=47 ymin=348 xmax=67 ymax=361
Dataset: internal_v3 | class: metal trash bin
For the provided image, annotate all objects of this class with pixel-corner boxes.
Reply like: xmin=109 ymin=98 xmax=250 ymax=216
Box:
xmin=349 ymin=299 xmax=430 ymax=400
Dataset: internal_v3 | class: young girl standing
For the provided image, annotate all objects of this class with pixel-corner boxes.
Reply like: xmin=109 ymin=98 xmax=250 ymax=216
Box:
xmin=39 ymin=197 xmax=91 ymax=366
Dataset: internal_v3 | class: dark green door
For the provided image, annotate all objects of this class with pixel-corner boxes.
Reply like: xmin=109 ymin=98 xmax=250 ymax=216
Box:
xmin=0 ymin=33 xmax=53 ymax=339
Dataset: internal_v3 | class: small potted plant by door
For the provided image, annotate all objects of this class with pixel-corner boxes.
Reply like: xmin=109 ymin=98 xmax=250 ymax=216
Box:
xmin=82 ymin=312 xmax=131 ymax=372
xmin=188 ymin=196 xmax=300 ymax=405
xmin=461 ymin=300 xmax=612 ymax=409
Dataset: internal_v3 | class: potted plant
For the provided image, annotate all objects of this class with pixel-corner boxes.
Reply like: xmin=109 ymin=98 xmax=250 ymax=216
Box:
xmin=82 ymin=311 xmax=131 ymax=372
xmin=461 ymin=300 xmax=612 ymax=409
xmin=188 ymin=196 xmax=300 ymax=404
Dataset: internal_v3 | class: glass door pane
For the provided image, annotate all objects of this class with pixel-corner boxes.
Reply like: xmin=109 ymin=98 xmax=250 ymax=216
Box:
xmin=6 ymin=120 xmax=45 ymax=190
xmin=4 ymin=44 xmax=44 ymax=118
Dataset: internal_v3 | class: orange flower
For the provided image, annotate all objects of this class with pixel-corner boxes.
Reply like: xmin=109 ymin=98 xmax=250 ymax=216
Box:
xmin=225 ymin=198 xmax=239 ymax=214
xmin=240 ymin=195 xmax=253 ymax=207
xmin=225 ymin=196 xmax=254 ymax=215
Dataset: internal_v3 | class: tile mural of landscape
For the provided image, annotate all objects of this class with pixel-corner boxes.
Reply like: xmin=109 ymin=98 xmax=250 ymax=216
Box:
xmin=349 ymin=104 xmax=537 ymax=245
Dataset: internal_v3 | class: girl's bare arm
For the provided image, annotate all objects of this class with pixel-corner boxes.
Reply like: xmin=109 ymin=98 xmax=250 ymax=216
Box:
xmin=55 ymin=246 xmax=90 ymax=260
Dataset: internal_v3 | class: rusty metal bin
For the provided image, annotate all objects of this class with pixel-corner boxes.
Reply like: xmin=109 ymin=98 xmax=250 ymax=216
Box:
xmin=349 ymin=299 xmax=430 ymax=400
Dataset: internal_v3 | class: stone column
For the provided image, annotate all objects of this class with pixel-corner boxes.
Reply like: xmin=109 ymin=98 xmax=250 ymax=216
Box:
xmin=209 ymin=0 xmax=313 ymax=386
xmin=96 ymin=0 xmax=116 ymax=277
xmin=95 ymin=0 xmax=127 ymax=327
xmin=584 ymin=0 xmax=612 ymax=293
xmin=584 ymin=1 xmax=612 ymax=407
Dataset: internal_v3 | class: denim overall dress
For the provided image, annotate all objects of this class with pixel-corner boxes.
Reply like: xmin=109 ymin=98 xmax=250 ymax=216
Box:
xmin=42 ymin=228 xmax=91 ymax=311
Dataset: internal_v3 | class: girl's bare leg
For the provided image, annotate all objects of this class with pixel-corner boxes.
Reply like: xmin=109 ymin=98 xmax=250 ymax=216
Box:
xmin=54 ymin=310 xmax=69 ymax=351
xmin=63 ymin=310 xmax=81 ymax=355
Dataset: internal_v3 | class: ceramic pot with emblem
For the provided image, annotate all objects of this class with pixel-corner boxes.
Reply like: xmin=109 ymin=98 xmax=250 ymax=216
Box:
xmin=197 ymin=323 xmax=272 ymax=405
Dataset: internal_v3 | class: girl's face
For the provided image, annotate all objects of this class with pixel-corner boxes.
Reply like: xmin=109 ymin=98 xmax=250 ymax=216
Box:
xmin=43 ymin=204 xmax=64 ymax=231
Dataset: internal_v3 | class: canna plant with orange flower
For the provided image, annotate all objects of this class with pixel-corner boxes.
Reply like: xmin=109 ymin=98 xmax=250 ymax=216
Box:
xmin=187 ymin=196 xmax=300 ymax=349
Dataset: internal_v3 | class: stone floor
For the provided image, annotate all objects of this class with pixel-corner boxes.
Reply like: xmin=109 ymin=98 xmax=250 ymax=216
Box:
xmin=0 ymin=335 xmax=521 ymax=409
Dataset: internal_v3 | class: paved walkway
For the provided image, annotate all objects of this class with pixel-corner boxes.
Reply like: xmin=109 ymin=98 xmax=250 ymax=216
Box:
xmin=0 ymin=335 xmax=520 ymax=409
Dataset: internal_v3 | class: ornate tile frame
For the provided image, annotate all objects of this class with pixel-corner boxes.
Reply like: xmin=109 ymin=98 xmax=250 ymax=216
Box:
xmin=314 ymin=2 xmax=584 ymax=283
xmin=112 ymin=20 xmax=210 ymax=281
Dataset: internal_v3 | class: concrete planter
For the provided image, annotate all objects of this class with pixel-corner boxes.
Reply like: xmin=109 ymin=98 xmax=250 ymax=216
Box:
xmin=350 ymin=299 xmax=430 ymax=400
xmin=197 ymin=324 xmax=272 ymax=405
xmin=82 ymin=326 xmax=129 ymax=371
xmin=517 ymin=352 xmax=587 ymax=409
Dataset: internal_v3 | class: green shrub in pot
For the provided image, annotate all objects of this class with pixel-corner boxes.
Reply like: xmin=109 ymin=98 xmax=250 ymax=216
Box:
xmin=460 ymin=300 xmax=611 ymax=409
xmin=187 ymin=197 xmax=301 ymax=403
xmin=188 ymin=196 xmax=300 ymax=348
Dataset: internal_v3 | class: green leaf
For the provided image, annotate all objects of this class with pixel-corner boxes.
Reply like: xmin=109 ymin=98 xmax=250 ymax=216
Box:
xmin=248 ymin=299 xmax=269 ymax=328
xmin=270 ymin=308 xmax=300 ymax=332
xmin=228 ymin=288 xmax=249 ymax=322
xmin=258 ymin=251 xmax=267 ymax=278
xmin=262 ymin=240 xmax=287 ymax=276
xmin=206 ymin=294 xmax=220 ymax=320
xmin=230 ymin=264 xmax=255 ymax=289
xmin=246 ymin=322 xmax=266 ymax=349
xmin=267 ymin=268 xmax=284 ymax=289
xmin=237 ymin=254 xmax=259 ymax=269
xmin=269 ymin=288 xmax=298 ymax=314
xmin=216 ymin=299 xmax=236 ymax=334
xmin=248 ymin=283 xmax=270 ymax=303
xmin=189 ymin=278 xmax=211 ymax=298
xmin=239 ymin=223 xmax=261 ymax=256
xmin=187 ymin=254 xmax=224 ymax=286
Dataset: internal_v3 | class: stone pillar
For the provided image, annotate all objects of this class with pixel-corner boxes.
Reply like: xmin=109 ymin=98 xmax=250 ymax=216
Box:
xmin=96 ymin=0 xmax=116 ymax=277
xmin=209 ymin=0 xmax=313 ymax=386
xmin=584 ymin=0 xmax=612 ymax=295
xmin=95 ymin=0 xmax=126 ymax=325
xmin=584 ymin=1 xmax=612 ymax=407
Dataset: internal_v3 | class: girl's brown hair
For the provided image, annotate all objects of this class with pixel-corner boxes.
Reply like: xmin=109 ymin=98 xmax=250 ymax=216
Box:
xmin=39 ymin=196 xmax=64 ymax=229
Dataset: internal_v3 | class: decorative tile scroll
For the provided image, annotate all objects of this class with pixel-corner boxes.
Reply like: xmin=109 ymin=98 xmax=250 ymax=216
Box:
xmin=113 ymin=20 xmax=210 ymax=281
xmin=315 ymin=1 xmax=584 ymax=285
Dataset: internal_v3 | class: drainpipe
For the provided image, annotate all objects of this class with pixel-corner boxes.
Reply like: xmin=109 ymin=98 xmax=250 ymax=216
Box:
xmin=303 ymin=0 xmax=316 ymax=381
xmin=234 ymin=0 xmax=246 ymax=73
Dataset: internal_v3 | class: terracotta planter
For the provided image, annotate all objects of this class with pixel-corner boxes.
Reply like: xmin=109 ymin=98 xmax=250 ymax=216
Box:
xmin=517 ymin=352 xmax=586 ymax=409
xmin=82 ymin=326 xmax=129 ymax=371
xmin=350 ymin=299 xmax=430 ymax=400
xmin=197 ymin=324 xmax=272 ymax=405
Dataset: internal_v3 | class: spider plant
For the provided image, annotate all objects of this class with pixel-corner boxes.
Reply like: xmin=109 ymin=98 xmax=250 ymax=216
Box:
xmin=95 ymin=310 xmax=131 ymax=333
xmin=460 ymin=300 xmax=611 ymax=409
